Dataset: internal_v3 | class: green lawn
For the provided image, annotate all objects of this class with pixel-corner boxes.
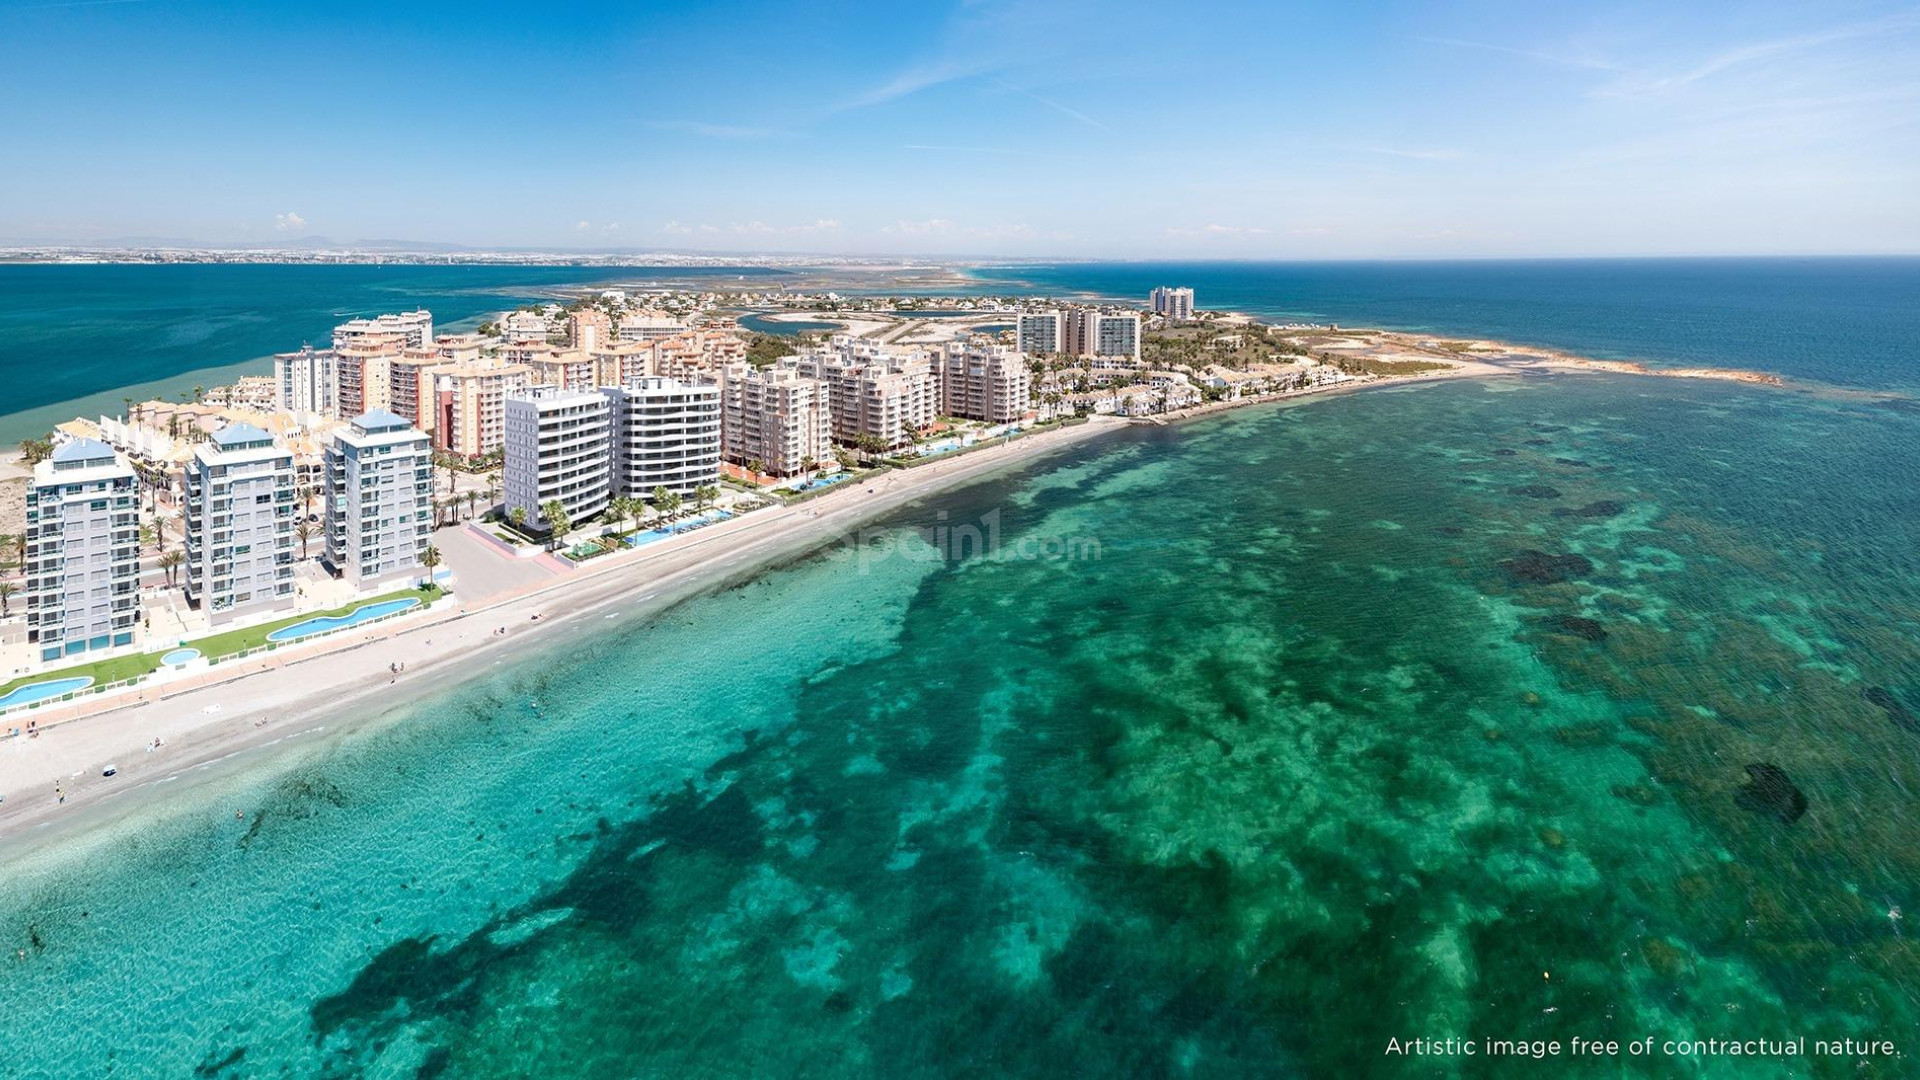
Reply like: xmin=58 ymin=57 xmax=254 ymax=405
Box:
xmin=0 ymin=584 xmax=446 ymax=702
xmin=0 ymin=649 xmax=163 ymax=701
xmin=195 ymin=584 xmax=444 ymax=663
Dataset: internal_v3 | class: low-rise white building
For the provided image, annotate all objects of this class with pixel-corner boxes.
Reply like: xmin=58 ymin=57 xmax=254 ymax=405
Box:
xmin=184 ymin=423 xmax=295 ymax=624
xmin=324 ymin=410 xmax=434 ymax=587
xmin=502 ymin=387 xmax=612 ymax=530
xmin=24 ymin=439 xmax=142 ymax=663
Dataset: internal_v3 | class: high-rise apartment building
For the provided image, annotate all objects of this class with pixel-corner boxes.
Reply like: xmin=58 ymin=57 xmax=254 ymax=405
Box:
xmin=323 ymin=410 xmax=434 ymax=587
xmin=502 ymin=388 xmax=613 ymax=530
xmin=721 ymin=365 xmax=833 ymax=476
xmin=790 ymin=348 xmax=936 ymax=450
xmin=1016 ymin=311 xmax=1064 ymax=356
xmin=431 ymin=361 xmax=531 ymax=458
xmin=332 ymin=310 xmax=434 ymax=351
xmin=183 ymin=423 xmax=295 ymax=624
xmin=1150 ymin=286 xmax=1196 ymax=320
xmin=936 ymin=341 xmax=1033 ymax=423
xmin=604 ymin=378 xmax=723 ymax=497
xmin=1067 ymin=310 xmax=1141 ymax=359
xmin=24 ymin=439 xmax=141 ymax=662
xmin=274 ymin=347 xmax=334 ymax=415
xmin=332 ymin=344 xmax=398 ymax=418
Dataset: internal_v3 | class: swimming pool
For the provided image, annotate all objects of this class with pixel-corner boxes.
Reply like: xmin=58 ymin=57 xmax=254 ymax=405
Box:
xmin=161 ymin=648 xmax=201 ymax=666
xmin=266 ymin=597 xmax=422 ymax=644
xmin=623 ymin=510 xmax=731 ymax=549
xmin=0 ymin=676 xmax=95 ymax=711
xmin=783 ymin=472 xmax=854 ymax=493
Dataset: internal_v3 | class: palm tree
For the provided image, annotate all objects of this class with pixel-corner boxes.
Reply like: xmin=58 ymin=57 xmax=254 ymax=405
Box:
xmin=294 ymin=521 xmax=314 ymax=559
xmin=799 ymin=456 xmax=817 ymax=476
xmin=0 ymin=580 xmax=16 ymax=618
xmin=540 ymin=499 xmax=570 ymax=549
xmin=509 ymin=505 xmax=528 ymax=535
xmin=465 ymin=490 xmax=478 ymax=522
xmin=17 ymin=436 xmax=53 ymax=465
xmin=485 ymin=473 xmax=501 ymax=513
xmin=694 ymin=484 xmax=717 ymax=512
xmin=159 ymin=550 xmax=183 ymax=588
xmin=747 ymin=458 xmax=767 ymax=478
xmin=139 ymin=522 xmax=158 ymax=554
xmin=420 ymin=544 xmax=442 ymax=582
xmin=650 ymin=485 xmax=669 ymax=518
xmin=192 ymin=385 xmax=205 ymax=404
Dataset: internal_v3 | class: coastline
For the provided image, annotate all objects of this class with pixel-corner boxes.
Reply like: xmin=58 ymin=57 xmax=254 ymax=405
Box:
xmin=0 ymin=322 xmax=1836 ymax=862
xmin=0 ymin=414 xmax=1124 ymax=858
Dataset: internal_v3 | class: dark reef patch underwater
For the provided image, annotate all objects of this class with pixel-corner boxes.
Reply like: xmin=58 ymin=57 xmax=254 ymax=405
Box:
xmin=5 ymin=371 xmax=1920 ymax=1078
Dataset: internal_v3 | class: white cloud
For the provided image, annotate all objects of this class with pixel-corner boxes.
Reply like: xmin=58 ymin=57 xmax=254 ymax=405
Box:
xmin=883 ymin=218 xmax=957 ymax=235
xmin=660 ymin=221 xmax=693 ymax=235
xmin=574 ymin=220 xmax=591 ymax=231
xmin=274 ymin=212 xmax=306 ymax=232
xmin=1164 ymin=224 xmax=1270 ymax=238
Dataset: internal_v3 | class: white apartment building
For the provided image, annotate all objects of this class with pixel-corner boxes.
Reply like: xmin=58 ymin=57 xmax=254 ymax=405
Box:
xmin=500 ymin=309 xmax=555 ymax=344
xmin=1067 ymin=310 xmax=1142 ymax=360
xmin=936 ymin=341 xmax=1033 ymax=423
xmin=332 ymin=310 xmax=434 ymax=351
xmin=1016 ymin=311 xmax=1064 ymax=356
xmin=617 ymin=313 xmax=688 ymax=342
xmin=183 ymin=423 xmax=295 ymax=624
xmin=323 ymin=410 xmax=434 ymax=587
xmin=721 ymin=365 xmax=833 ymax=477
xmin=274 ymin=346 xmax=334 ymax=415
xmin=24 ymin=439 xmax=141 ymax=663
xmin=503 ymin=388 xmax=611 ymax=531
xmin=1150 ymin=286 xmax=1196 ymax=320
xmin=604 ymin=378 xmax=722 ymax=497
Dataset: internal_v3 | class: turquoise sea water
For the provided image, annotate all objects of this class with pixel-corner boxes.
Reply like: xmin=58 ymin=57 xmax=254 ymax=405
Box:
xmin=966 ymin=258 xmax=1920 ymax=391
xmin=0 ymin=264 xmax=791 ymax=443
xmin=2 ymin=261 xmax=1919 ymax=1077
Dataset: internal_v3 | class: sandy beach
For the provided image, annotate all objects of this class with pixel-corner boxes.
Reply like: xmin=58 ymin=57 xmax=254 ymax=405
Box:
xmin=0 ymin=329 xmax=1820 ymax=858
xmin=0 ymin=416 xmax=1125 ymax=852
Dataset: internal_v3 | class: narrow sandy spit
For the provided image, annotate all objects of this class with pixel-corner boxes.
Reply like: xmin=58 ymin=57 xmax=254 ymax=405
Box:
xmin=0 ymin=417 xmax=1124 ymax=857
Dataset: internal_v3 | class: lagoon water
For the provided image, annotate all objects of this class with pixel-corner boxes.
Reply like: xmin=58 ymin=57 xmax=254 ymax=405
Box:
xmin=3 ymin=260 xmax=1919 ymax=1077
xmin=0 ymin=264 xmax=790 ymax=443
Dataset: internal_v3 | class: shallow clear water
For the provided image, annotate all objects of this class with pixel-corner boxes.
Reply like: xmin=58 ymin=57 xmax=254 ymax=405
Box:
xmin=4 ymin=367 xmax=1919 ymax=1077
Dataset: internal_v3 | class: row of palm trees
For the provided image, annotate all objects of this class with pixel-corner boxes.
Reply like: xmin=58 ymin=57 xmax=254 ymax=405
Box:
xmin=503 ymin=484 xmax=721 ymax=550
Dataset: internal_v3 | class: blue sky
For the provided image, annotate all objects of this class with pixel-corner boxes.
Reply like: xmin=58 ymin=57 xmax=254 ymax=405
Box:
xmin=2 ymin=0 xmax=1916 ymax=257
